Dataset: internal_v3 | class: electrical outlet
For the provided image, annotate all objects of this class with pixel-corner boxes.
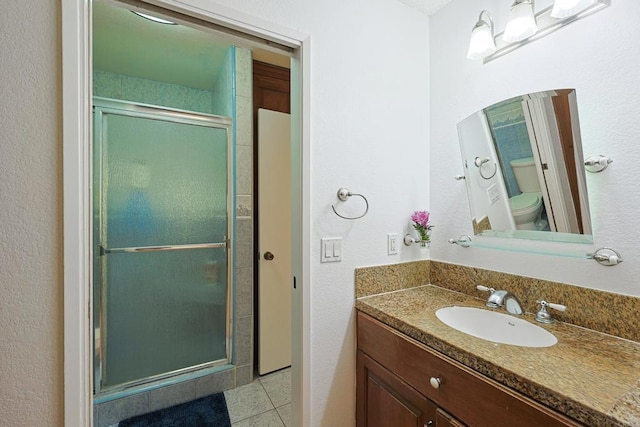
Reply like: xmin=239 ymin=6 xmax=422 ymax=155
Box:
xmin=387 ymin=233 xmax=398 ymax=255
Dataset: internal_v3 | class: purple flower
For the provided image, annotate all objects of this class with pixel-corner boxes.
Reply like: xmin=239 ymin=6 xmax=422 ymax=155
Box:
xmin=411 ymin=210 xmax=431 ymax=228
xmin=410 ymin=210 xmax=433 ymax=243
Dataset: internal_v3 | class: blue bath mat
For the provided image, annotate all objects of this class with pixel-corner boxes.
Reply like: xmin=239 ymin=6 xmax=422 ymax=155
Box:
xmin=119 ymin=392 xmax=231 ymax=427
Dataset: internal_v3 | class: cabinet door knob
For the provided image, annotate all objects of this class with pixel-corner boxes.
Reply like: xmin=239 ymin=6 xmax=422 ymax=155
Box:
xmin=424 ymin=421 xmax=434 ymax=427
xmin=429 ymin=377 xmax=441 ymax=389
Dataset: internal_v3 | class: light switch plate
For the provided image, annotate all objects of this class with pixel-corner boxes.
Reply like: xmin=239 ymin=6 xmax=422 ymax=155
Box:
xmin=487 ymin=184 xmax=500 ymax=205
xmin=321 ymin=238 xmax=342 ymax=263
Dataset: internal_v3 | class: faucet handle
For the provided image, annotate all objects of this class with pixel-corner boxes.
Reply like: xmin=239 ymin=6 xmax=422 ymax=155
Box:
xmin=535 ymin=300 xmax=566 ymax=323
xmin=537 ymin=300 xmax=567 ymax=312
xmin=476 ymin=285 xmax=495 ymax=293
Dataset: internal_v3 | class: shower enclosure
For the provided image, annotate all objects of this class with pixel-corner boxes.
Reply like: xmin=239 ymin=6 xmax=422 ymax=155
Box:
xmin=92 ymin=97 xmax=233 ymax=395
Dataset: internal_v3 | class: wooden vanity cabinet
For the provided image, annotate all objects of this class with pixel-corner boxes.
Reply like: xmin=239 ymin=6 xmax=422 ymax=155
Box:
xmin=357 ymin=350 xmax=440 ymax=427
xmin=358 ymin=348 xmax=464 ymax=427
xmin=356 ymin=311 xmax=582 ymax=427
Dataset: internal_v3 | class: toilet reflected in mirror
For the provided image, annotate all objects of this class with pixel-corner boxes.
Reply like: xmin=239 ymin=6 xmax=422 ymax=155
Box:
xmin=456 ymin=89 xmax=593 ymax=244
xmin=509 ymin=157 xmax=546 ymax=231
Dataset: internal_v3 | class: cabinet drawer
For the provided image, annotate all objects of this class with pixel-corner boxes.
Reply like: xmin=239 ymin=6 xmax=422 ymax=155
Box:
xmin=357 ymin=311 xmax=582 ymax=427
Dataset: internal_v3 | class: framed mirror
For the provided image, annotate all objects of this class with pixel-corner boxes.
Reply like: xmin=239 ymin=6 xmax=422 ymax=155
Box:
xmin=456 ymin=89 xmax=592 ymax=244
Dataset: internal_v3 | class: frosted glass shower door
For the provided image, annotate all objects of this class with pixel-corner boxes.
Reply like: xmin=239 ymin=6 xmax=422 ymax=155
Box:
xmin=94 ymin=100 xmax=232 ymax=392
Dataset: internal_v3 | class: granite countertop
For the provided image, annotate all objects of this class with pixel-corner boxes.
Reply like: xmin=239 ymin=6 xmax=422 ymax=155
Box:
xmin=356 ymin=285 xmax=640 ymax=426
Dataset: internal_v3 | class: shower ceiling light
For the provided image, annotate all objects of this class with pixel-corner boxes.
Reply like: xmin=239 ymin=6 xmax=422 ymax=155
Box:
xmin=132 ymin=11 xmax=177 ymax=25
xmin=503 ymin=0 xmax=538 ymax=43
xmin=466 ymin=11 xmax=496 ymax=61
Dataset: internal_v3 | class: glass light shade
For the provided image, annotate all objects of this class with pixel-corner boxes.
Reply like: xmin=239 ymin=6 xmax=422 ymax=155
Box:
xmin=551 ymin=0 xmax=597 ymax=18
xmin=503 ymin=0 xmax=538 ymax=42
xmin=467 ymin=23 xmax=496 ymax=60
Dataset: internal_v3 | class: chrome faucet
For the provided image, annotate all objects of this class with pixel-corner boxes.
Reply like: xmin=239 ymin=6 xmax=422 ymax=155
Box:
xmin=535 ymin=300 xmax=567 ymax=323
xmin=476 ymin=285 xmax=524 ymax=315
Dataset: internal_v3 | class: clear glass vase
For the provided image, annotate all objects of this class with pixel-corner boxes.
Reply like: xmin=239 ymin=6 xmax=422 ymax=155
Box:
xmin=418 ymin=230 xmax=431 ymax=247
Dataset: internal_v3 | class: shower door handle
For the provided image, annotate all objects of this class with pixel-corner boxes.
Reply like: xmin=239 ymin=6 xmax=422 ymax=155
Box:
xmin=264 ymin=251 xmax=275 ymax=261
xmin=99 ymin=242 xmax=227 ymax=255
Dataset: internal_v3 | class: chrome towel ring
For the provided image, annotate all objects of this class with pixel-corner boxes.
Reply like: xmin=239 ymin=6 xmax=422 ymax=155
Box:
xmin=474 ymin=156 xmax=497 ymax=180
xmin=331 ymin=188 xmax=369 ymax=220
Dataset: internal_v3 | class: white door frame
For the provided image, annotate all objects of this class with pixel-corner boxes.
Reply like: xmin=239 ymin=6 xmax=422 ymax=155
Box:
xmin=61 ymin=1 xmax=311 ymax=425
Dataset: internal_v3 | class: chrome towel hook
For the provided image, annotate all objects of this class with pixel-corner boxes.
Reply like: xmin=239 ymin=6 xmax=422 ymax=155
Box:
xmin=331 ymin=188 xmax=369 ymax=220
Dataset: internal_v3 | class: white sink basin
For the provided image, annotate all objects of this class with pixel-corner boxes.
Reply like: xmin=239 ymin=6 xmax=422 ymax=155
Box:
xmin=435 ymin=306 xmax=557 ymax=348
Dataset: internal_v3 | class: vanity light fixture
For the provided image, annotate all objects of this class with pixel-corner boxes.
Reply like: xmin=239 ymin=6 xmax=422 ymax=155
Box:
xmin=466 ymin=11 xmax=497 ymax=61
xmin=468 ymin=0 xmax=609 ymax=63
xmin=551 ymin=0 xmax=597 ymax=18
xmin=132 ymin=11 xmax=177 ymax=25
xmin=503 ymin=0 xmax=538 ymax=42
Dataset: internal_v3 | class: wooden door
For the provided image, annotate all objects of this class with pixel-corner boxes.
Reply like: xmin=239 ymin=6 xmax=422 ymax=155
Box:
xmin=357 ymin=350 xmax=441 ymax=427
xmin=436 ymin=409 xmax=466 ymax=427
xmin=253 ymin=60 xmax=290 ymax=117
xmin=253 ymin=60 xmax=291 ymax=374
xmin=257 ymin=109 xmax=291 ymax=374
xmin=552 ymin=91 xmax=583 ymax=233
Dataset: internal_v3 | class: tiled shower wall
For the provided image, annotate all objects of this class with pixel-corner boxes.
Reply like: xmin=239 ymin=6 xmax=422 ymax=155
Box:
xmin=92 ymin=46 xmax=255 ymax=427
xmin=93 ymin=70 xmax=216 ymax=114
xmin=232 ymin=47 xmax=255 ymax=387
xmin=484 ymin=99 xmax=533 ymax=198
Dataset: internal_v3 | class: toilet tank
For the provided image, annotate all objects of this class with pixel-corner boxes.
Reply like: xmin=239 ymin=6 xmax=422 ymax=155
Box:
xmin=510 ymin=157 xmax=541 ymax=193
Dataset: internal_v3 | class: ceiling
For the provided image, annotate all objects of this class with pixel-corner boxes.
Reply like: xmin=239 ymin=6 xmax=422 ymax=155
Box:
xmin=93 ymin=1 xmax=290 ymax=91
xmin=93 ymin=0 xmax=451 ymax=92
xmin=395 ymin=0 xmax=454 ymax=15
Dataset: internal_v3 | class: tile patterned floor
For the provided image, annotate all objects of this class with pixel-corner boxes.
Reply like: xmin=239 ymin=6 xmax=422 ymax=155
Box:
xmin=224 ymin=368 xmax=291 ymax=427
xmin=106 ymin=368 xmax=291 ymax=427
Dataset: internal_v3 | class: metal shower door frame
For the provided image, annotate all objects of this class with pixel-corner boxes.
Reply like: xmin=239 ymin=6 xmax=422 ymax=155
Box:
xmin=92 ymin=97 xmax=234 ymax=396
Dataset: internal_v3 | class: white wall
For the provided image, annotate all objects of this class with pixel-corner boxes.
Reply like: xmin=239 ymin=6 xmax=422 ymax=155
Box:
xmin=429 ymin=0 xmax=640 ymax=296
xmin=208 ymin=2 xmax=430 ymax=425
xmin=205 ymin=1 xmax=430 ymax=425
xmin=0 ymin=1 xmax=63 ymax=426
xmin=0 ymin=0 xmax=429 ymax=425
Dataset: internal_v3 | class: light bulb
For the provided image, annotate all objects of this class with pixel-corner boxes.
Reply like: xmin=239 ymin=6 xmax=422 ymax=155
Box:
xmin=467 ymin=22 xmax=496 ymax=60
xmin=466 ymin=11 xmax=496 ymax=61
xmin=503 ymin=0 xmax=538 ymax=43
xmin=551 ymin=0 xmax=597 ymax=18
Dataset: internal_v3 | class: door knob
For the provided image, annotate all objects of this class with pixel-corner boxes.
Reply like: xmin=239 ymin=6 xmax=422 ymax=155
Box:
xmin=264 ymin=251 xmax=275 ymax=261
